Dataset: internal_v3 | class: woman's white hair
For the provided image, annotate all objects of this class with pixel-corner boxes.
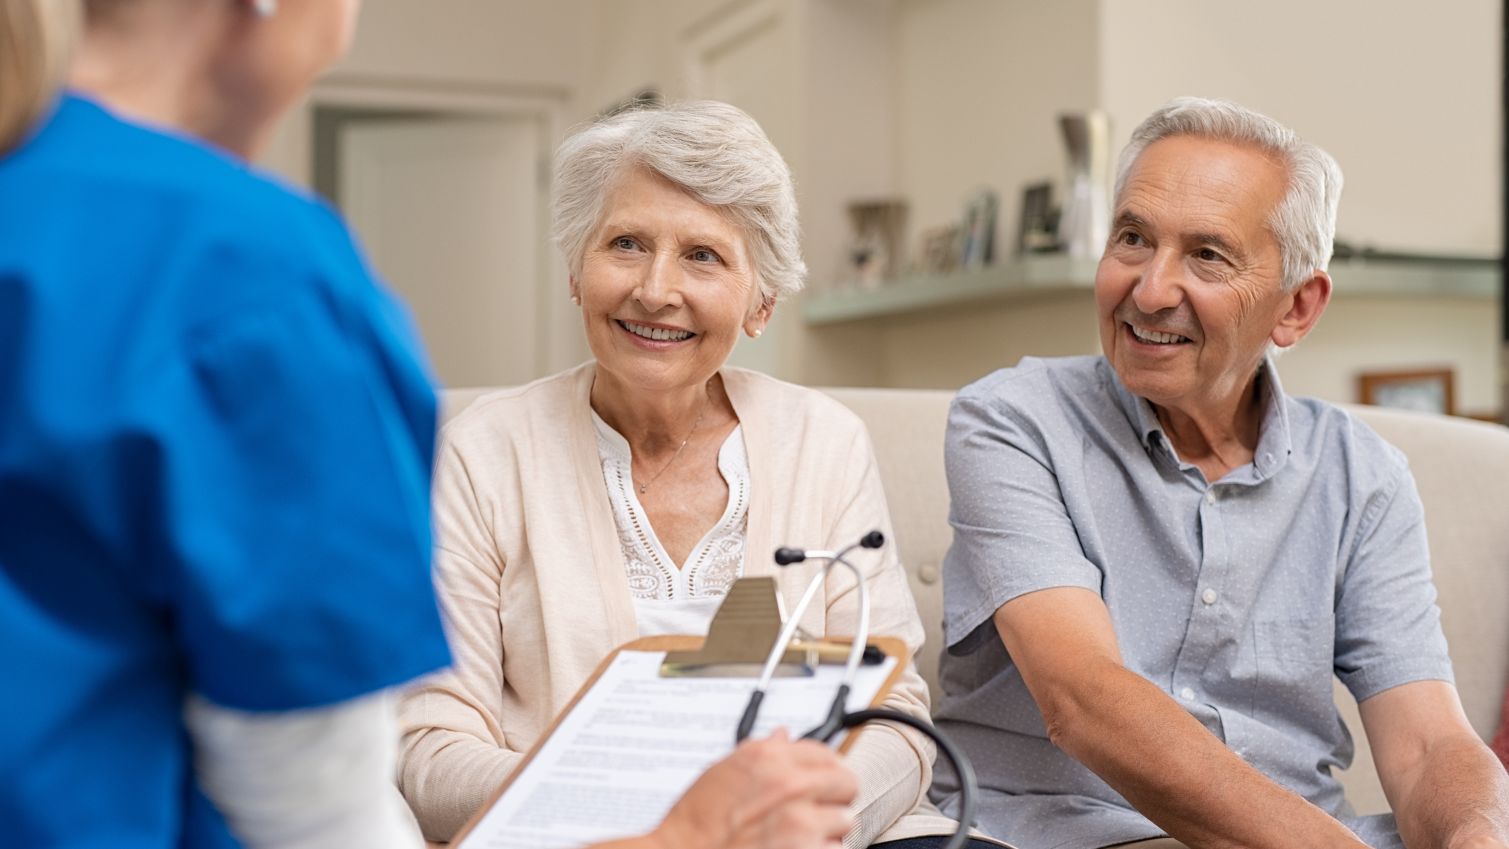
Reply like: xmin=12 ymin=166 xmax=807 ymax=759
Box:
xmin=1114 ymin=97 xmax=1344 ymax=291
xmin=551 ymin=100 xmax=805 ymax=305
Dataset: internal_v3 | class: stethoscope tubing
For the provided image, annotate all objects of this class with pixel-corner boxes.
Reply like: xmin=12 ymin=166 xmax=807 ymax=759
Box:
xmin=735 ymin=534 xmax=977 ymax=849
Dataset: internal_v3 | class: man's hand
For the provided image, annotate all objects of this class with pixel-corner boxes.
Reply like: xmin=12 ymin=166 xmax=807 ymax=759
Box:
xmin=598 ymin=729 xmax=857 ymax=849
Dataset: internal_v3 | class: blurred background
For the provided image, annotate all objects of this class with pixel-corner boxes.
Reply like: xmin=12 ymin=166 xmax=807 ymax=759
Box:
xmin=257 ymin=0 xmax=1505 ymax=422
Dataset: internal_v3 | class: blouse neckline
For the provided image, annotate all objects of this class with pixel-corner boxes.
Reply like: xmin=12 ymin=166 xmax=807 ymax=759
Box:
xmin=590 ymin=409 xmax=749 ymax=600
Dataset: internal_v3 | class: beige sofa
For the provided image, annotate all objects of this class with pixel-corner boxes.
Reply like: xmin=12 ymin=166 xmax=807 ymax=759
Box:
xmin=439 ymin=384 xmax=1509 ymax=817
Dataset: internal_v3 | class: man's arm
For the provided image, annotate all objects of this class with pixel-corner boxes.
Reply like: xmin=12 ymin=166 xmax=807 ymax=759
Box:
xmin=994 ymin=587 xmax=1369 ymax=849
xmin=1361 ymin=681 xmax=1509 ymax=849
xmin=1329 ymin=440 xmax=1507 ymax=849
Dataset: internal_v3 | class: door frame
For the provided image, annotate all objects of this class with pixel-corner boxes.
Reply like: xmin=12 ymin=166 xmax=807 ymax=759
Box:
xmin=267 ymin=78 xmax=585 ymax=381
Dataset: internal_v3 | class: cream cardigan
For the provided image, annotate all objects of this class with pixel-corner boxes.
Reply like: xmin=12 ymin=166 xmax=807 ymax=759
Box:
xmin=397 ymin=363 xmax=958 ymax=845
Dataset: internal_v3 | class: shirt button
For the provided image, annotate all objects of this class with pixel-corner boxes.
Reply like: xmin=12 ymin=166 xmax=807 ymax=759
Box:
xmin=1201 ymin=588 xmax=1218 ymax=605
xmin=1204 ymin=490 xmax=1218 ymax=505
xmin=1180 ymin=687 xmax=1196 ymax=700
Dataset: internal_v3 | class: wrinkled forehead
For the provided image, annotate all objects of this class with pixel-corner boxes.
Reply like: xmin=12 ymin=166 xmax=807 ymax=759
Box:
xmin=1116 ymin=136 xmax=1289 ymax=245
xmin=596 ymin=165 xmax=742 ymax=235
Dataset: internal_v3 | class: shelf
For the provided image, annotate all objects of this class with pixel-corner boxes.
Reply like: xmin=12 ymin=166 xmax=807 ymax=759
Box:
xmin=1329 ymin=257 xmax=1499 ymax=299
xmin=803 ymin=256 xmax=1099 ymax=325
xmin=803 ymin=255 xmax=1500 ymax=326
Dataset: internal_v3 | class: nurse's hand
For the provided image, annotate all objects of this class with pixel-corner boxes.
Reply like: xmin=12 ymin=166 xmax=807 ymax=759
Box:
xmin=602 ymin=729 xmax=858 ymax=849
xmin=655 ymin=729 xmax=856 ymax=849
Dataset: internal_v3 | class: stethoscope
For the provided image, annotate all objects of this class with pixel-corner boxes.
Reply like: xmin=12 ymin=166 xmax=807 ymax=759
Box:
xmin=734 ymin=531 xmax=979 ymax=849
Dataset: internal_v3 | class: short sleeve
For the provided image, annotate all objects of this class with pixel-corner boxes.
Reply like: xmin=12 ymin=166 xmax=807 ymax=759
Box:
xmin=941 ymin=387 xmax=1103 ymax=655
xmin=143 ymin=255 xmax=450 ymax=712
xmin=1334 ymin=462 xmax=1454 ymax=702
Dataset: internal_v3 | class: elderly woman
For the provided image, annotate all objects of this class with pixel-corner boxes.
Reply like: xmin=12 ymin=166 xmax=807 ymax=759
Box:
xmin=398 ymin=101 xmax=961 ymax=847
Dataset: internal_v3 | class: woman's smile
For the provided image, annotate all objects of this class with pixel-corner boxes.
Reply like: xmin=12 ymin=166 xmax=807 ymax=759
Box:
xmin=616 ymin=318 xmax=697 ymax=346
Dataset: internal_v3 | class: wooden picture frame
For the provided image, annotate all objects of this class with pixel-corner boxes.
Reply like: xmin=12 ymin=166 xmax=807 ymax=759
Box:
xmin=1357 ymin=368 xmax=1455 ymax=416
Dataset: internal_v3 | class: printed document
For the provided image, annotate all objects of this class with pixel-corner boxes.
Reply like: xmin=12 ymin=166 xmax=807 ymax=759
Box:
xmin=458 ymin=649 xmax=897 ymax=849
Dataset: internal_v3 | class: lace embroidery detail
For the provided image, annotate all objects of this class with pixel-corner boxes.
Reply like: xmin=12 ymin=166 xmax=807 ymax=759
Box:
xmin=593 ymin=412 xmax=748 ymax=602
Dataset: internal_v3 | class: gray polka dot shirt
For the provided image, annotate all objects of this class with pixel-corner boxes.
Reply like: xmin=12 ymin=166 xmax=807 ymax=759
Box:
xmin=931 ymin=356 xmax=1452 ymax=849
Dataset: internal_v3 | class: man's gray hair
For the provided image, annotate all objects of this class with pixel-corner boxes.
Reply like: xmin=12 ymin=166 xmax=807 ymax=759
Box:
xmin=551 ymin=100 xmax=805 ymax=305
xmin=1114 ymin=97 xmax=1344 ymax=291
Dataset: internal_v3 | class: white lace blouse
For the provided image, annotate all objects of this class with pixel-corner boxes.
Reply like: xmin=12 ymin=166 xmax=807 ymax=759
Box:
xmin=591 ymin=411 xmax=749 ymax=637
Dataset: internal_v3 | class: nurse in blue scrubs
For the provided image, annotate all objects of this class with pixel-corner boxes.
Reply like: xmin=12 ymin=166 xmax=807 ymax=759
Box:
xmin=0 ymin=2 xmax=857 ymax=848
xmin=0 ymin=1 xmax=452 ymax=847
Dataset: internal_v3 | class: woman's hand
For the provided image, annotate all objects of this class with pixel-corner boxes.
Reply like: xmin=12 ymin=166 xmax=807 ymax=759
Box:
xmin=643 ymin=729 xmax=857 ymax=849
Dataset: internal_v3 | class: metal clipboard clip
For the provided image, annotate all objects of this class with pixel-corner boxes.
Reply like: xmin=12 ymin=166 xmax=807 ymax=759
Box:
xmin=659 ymin=576 xmax=882 ymax=678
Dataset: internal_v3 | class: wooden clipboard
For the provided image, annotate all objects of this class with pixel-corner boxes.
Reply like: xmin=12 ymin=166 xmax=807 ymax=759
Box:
xmin=447 ymin=633 xmax=910 ymax=848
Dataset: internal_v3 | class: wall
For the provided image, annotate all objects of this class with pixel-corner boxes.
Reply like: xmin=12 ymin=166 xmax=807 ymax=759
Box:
xmin=1284 ymin=297 xmax=1502 ymax=416
xmin=893 ymin=0 xmax=1101 ymax=267
xmin=852 ymin=0 xmax=1105 ymax=390
xmin=1099 ymin=0 xmax=1501 ymax=255
xmin=881 ymin=293 xmax=1102 ymax=388
xmin=336 ymin=1 xmax=591 ymax=94
xmin=257 ymin=2 xmax=594 ymax=384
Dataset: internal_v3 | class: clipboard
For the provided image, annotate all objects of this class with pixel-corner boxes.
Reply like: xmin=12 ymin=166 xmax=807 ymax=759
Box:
xmin=448 ymin=600 xmax=910 ymax=849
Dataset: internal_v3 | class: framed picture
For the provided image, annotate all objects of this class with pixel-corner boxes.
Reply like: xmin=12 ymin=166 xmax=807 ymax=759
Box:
xmin=1357 ymin=368 xmax=1455 ymax=416
xmin=1016 ymin=181 xmax=1057 ymax=255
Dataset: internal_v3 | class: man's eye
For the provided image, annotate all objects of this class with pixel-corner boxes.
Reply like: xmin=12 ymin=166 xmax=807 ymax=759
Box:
xmin=1196 ymin=247 xmax=1225 ymax=262
xmin=1119 ymin=230 xmax=1144 ymax=246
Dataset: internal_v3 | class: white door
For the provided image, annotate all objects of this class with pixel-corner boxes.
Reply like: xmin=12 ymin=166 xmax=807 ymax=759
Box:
xmin=338 ymin=115 xmax=544 ymax=388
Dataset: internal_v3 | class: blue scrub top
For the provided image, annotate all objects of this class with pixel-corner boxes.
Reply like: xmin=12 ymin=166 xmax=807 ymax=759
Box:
xmin=0 ymin=94 xmax=452 ymax=848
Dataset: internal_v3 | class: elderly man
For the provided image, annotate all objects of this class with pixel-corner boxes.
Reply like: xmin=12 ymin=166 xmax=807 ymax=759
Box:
xmin=931 ymin=97 xmax=1509 ymax=849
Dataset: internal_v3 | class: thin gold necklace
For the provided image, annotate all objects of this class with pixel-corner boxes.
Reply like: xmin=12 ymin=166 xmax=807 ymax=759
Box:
xmin=636 ymin=392 xmax=711 ymax=494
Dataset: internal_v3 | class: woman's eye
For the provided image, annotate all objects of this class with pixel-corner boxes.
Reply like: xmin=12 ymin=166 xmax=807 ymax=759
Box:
xmin=689 ymin=248 xmax=720 ymax=264
xmin=612 ymin=236 xmax=638 ymax=251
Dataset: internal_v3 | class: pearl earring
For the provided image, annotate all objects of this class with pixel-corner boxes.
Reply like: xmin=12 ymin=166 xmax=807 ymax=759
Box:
xmin=252 ymin=0 xmax=277 ymax=17
xmin=570 ymin=294 xmax=581 ymax=305
xmin=752 ymin=328 xmax=763 ymax=338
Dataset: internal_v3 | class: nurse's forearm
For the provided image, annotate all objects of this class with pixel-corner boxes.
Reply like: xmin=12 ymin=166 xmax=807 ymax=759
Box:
xmin=184 ymin=691 xmax=423 ymax=849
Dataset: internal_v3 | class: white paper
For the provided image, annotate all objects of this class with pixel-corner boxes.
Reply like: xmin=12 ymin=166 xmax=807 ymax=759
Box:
xmin=458 ymin=650 xmax=897 ymax=849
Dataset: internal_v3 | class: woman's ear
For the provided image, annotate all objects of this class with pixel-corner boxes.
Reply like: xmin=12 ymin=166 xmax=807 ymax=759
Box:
xmin=744 ymin=297 xmax=775 ymax=338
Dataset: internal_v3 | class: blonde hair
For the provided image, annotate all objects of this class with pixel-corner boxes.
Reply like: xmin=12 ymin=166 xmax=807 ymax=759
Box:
xmin=0 ymin=0 xmax=80 ymax=155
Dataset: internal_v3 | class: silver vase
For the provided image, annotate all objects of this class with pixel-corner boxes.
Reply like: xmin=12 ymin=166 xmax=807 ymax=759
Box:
xmin=1058 ymin=111 xmax=1111 ymax=260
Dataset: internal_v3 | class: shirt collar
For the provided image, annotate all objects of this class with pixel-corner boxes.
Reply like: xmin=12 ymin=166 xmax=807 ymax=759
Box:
xmin=1106 ymin=357 xmax=1294 ymax=481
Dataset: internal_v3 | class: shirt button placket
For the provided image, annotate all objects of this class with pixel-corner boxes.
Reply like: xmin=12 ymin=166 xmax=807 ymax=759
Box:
xmin=1176 ymin=483 xmax=1225 ymax=710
